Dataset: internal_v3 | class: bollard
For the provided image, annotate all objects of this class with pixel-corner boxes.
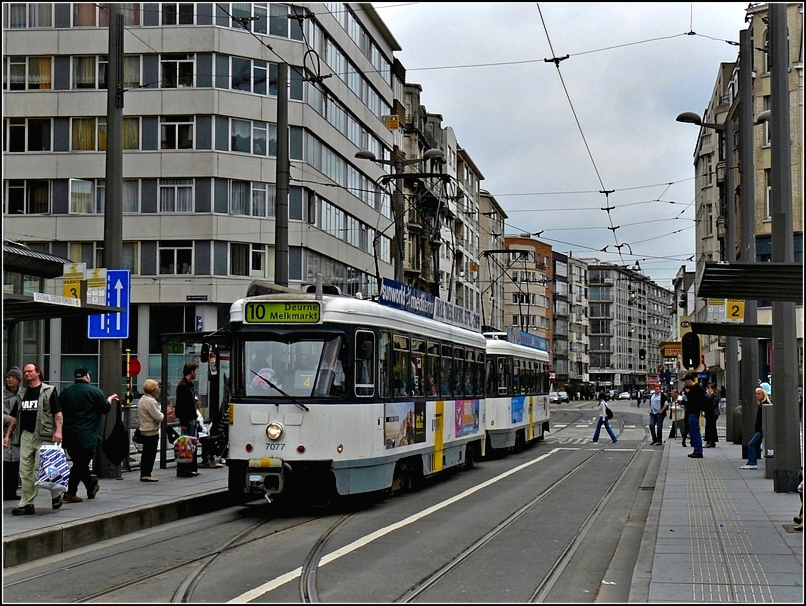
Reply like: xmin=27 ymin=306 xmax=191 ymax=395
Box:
xmin=730 ymin=406 xmax=743 ymax=444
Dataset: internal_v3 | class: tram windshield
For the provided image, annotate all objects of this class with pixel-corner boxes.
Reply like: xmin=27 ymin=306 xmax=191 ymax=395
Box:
xmin=245 ymin=335 xmax=344 ymax=398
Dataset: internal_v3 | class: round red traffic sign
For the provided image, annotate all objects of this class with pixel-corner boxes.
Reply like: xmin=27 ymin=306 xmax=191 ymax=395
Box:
xmin=128 ymin=358 xmax=142 ymax=376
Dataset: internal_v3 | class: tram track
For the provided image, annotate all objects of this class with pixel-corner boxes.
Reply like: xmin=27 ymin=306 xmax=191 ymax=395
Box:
xmin=290 ymin=423 xmax=650 ymax=603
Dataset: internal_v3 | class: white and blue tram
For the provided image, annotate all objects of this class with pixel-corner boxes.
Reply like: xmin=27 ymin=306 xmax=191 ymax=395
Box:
xmin=226 ymin=289 xmax=551 ymax=502
xmin=483 ymin=333 xmax=551 ymax=451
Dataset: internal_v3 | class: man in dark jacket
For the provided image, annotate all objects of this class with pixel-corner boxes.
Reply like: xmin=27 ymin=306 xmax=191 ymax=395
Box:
xmin=59 ymin=368 xmax=118 ymax=502
xmin=683 ymin=373 xmax=706 ymax=458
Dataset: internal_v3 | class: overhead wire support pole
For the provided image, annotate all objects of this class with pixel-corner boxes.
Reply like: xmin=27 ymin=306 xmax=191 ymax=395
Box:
xmin=738 ymin=27 xmax=759 ymax=458
xmin=768 ymin=3 xmax=798 ymax=493
xmin=98 ymin=2 xmax=124 ymax=478
xmin=274 ymin=62 xmax=289 ymax=287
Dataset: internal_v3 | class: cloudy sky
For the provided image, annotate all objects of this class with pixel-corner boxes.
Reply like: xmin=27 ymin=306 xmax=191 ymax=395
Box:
xmin=369 ymin=2 xmax=751 ymax=288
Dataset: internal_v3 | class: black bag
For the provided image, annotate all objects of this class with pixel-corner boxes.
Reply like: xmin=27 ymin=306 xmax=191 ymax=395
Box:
xmin=102 ymin=417 xmax=129 ymax=465
xmin=132 ymin=428 xmax=144 ymax=444
xmin=606 ymin=405 xmax=613 ymax=420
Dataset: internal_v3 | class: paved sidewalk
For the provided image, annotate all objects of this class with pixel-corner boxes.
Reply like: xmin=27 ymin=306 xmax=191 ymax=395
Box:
xmin=630 ymin=410 xmax=803 ymax=603
xmin=2 ymin=461 xmax=231 ymax=567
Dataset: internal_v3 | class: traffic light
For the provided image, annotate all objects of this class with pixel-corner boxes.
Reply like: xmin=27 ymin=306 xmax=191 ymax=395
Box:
xmin=681 ymin=332 xmax=700 ymax=370
xmin=639 ymin=348 xmax=646 ymax=361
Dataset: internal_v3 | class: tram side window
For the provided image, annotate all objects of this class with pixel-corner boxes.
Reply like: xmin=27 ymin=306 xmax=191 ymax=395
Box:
xmin=486 ymin=356 xmax=496 ymax=396
xmin=521 ymin=360 xmax=533 ymax=394
xmin=513 ymin=359 xmax=521 ymax=394
xmin=474 ymin=351 xmax=484 ymax=397
xmin=392 ymin=335 xmax=410 ymax=397
xmin=463 ymin=349 xmax=475 ymax=396
xmin=440 ymin=344 xmax=452 ymax=396
xmin=411 ymin=338 xmax=425 ymax=396
xmin=497 ymin=357 xmax=510 ymax=395
xmin=452 ymin=347 xmax=464 ymax=397
xmin=355 ymin=330 xmax=374 ymax=397
xmin=426 ymin=341 xmax=440 ymax=397
xmin=378 ymin=331 xmax=391 ymax=398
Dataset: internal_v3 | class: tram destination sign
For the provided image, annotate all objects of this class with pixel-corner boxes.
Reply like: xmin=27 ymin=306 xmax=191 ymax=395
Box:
xmin=244 ymin=301 xmax=321 ymax=324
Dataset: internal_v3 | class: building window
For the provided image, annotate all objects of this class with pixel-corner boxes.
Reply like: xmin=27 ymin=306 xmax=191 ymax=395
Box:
xmin=229 ymin=243 xmax=267 ymax=277
xmin=69 ymin=178 xmax=99 ymax=214
xmin=71 ymin=118 xmax=96 ymax=150
xmin=705 ymin=204 xmax=713 ymax=236
xmin=5 ymin=179 xmax=49 ymax=214
xmin=122 ymin=180 xmax=141 ymax=213
xmin=231 ymin=119 xmax=251 ymax=153
xmin=161 ymin=3 xmax=194 ymax=25
xmin=73 ymin=56 xmax=98 ymax=88
xmin=231 ymin=57 xmax=251 ymax=92
xmin=159 ymin=240 xmax=192 ymax=275
xmin=161 ymin=53 xmax=194 ymax=88
xmin=5 ymin=3 xmax=52 ymax=28
xmin=6 ymin=117 xmax=51 ymax=152
xmin=72 ymin=3 xmax=97 ymax=26
xmin=159 ymin=178 xmax=193 ymax=212
xmin=764 ymin=169 xmax=771 ymax=219
xmin=122 ymin=241 xmax=140 ymax=274
xmin=6 ymin=55 xmax=52 ymax=90
xmin=160 ymin=116 xmax=193 ymax=149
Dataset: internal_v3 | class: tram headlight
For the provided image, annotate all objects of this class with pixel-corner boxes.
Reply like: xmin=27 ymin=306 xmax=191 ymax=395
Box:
xmin=266 ymin=422 xmax=284 ymax=440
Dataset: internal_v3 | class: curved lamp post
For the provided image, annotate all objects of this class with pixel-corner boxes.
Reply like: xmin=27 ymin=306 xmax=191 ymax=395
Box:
xmin=355 ymin=148 xmax=445 ymax=283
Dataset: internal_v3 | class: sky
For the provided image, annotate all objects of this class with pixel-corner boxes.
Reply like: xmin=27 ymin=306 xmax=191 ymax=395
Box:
xmin=368 ymin=2 xmax=752 ymax=289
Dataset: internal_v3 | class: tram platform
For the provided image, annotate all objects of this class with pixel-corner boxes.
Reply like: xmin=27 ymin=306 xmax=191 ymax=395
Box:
xmin=3 ymin=402 xmax=803 ymax=604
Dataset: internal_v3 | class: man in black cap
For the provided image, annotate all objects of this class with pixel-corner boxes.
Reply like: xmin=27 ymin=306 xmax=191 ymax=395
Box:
xmin=58 ymin=368 xmax=119 ymax=502
xmin=682 ymin=373 xmax=706 ymax=458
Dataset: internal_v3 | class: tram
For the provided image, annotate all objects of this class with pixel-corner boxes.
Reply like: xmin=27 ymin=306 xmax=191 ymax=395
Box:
xmin=483 ymin=333 xmax=551 ymax=451
xmin=225 ymin=282 xmax=551 ymax=503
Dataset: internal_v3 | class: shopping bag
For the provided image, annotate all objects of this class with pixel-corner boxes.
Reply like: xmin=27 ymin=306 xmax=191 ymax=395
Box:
xmin=173 ymin=434 xmax=199 ymax=463
xmin=35 ymin=444 xmax=70 ymax=495
xmin=103 ymin=418 xmax=129 ymax=465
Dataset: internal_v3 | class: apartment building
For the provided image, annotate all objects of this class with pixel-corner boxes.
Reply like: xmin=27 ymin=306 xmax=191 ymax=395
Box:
xmin=582 ymin=260 xmax=673 ymax=395
xmin=502 ymin=235 xmax=553 ymax=351
xmin=3 ymin=3 xmax=404 ymax=383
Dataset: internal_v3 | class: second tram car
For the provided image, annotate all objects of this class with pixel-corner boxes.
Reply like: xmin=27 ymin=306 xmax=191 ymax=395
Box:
xmin=483 ymin=333 xmax=551 ymax=451
xmin=225 ymin=289 xmax=552 ymax=503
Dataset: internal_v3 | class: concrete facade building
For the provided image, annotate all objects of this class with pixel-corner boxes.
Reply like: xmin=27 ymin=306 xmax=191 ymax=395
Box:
xmin=2 ymin=3 xmax=406 ymax=387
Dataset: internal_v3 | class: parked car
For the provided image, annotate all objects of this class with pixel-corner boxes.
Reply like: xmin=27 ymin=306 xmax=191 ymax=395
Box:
xmin=558 ymin=391 xmax=570 ymax=403
xmin=549 ymin=391 xmax=560 ymax=404
xmin=617 ymin=391 xmax=632 ymax=400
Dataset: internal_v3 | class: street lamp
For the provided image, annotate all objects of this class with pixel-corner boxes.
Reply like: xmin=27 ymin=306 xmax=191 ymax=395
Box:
xmin=677 ymin=109 xmax=739 ymax=443
xmin=355 ymin=147 xmax=445 ymax=283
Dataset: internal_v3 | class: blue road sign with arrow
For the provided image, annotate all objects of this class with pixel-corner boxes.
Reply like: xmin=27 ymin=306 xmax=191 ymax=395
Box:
xmin=88 ymin=269 xmax=130 ymax=339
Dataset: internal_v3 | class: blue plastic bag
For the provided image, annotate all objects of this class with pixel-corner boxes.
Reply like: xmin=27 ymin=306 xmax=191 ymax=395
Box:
xmin=35 ymin=444 xmax=70 ymax=495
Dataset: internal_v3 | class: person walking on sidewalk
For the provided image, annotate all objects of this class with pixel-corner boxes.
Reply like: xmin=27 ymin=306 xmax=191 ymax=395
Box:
xmin=2 ymin=363 xmax=62 ymax=515
xmin=59 ymin=368 xmax=118 ymax=503
xmin=648 ymin=384 xmax=668 ymax=445
xmin=703 ymin=382 xmax=720 ymax=448
xmin=682 ymin=373 xmax=705 ymax=458
xmin=3 ymin=367 xmax=22 ymax=500
xmin=592 ymin=392 xmax=617 ymax=444
xmin=137 ymin=379 xmax=163 ymax=482
xmin=740 ymin=387 xmax=769 ymax=469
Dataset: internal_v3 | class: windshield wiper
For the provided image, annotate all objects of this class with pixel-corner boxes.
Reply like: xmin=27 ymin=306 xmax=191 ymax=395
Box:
xmin=250 ymin=369 xmax=309 ymax=411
